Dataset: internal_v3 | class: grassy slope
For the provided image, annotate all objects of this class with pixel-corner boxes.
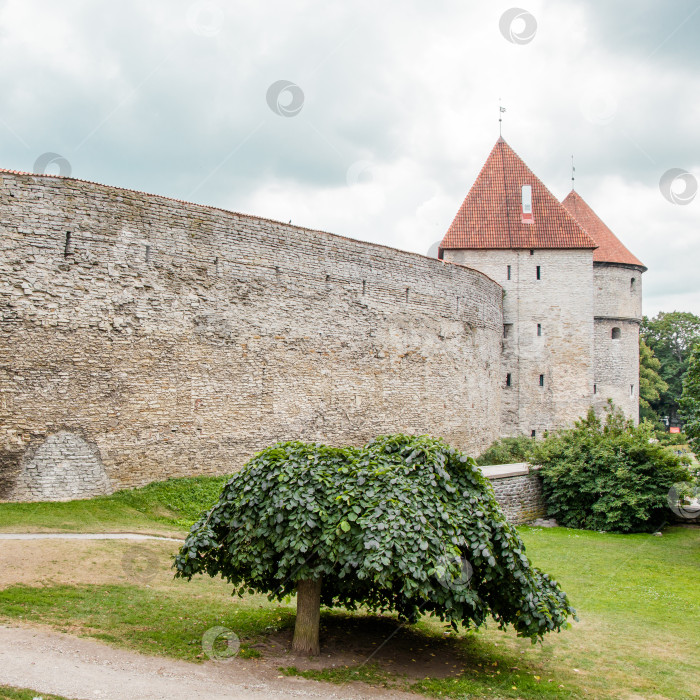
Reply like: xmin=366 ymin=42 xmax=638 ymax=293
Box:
xmin=0 ymin=475 xmax=228 ymax=535
xmin=285 ymin=526 xmax=700 ymax=699
xmin=0 ymin=517 xmax=697 ymax=699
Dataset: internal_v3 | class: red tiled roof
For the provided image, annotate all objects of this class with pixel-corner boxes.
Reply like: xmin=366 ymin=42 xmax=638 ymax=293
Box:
xmin=561 ymin=190 xmax=646 ymax=270
xmin=440 ymin=138 xmax=597 ymax=251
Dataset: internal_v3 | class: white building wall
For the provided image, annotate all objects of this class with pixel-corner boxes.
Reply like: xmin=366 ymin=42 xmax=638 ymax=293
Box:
xmin=444 ymin=248 xmax=595 ymax=436
xmin=593 ymin=263 xmax=643 ymax=422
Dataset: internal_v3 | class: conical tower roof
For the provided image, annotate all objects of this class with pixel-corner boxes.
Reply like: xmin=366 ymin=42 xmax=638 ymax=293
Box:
xmin=561 ymin=190 xmax=646 ymax=270
xmin=440 ymin=138 xmax=597 ymax=252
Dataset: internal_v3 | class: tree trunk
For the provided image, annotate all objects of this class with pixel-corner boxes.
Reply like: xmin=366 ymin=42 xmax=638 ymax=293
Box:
xmin=292 ymin=577 xmax=322 ymax=655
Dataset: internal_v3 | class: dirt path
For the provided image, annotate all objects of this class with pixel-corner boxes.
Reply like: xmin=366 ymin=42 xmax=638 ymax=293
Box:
xmin=0 ymin=624 xmax=416 ymax=700
xmin=0 ymin=533 xmax=182 ymax=541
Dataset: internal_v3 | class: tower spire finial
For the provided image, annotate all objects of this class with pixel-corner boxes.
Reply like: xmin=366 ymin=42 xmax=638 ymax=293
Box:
xmin=499 ymin=99 xmax=506 ymax=137
xmin=571 ymin=155 xmax=575 ymax=191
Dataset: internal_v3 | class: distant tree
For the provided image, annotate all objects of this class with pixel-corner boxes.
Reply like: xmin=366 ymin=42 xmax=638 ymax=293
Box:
xmin=680 ymin=343 xmax=700 ymax=450
xmin=641 ymin=312 xmax=700 ymax=425
xmin=174 ymin=435 xmax=576 ymax=655
xmin=639 ymin=338 xmax=668 ymax=423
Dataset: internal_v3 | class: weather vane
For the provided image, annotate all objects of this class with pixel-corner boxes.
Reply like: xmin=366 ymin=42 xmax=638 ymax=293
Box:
xmin=571 ymin=155 xmax=575 ymax=190
xmin=499 ymin=99 xmax=506 ymax=137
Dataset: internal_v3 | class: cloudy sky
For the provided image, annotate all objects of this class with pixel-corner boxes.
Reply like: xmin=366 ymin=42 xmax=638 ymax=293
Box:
xmin=1 ymin=0 xmax=698 ymax=317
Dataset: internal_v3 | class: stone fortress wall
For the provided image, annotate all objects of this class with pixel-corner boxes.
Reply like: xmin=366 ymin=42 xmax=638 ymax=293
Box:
xmin=592 ymin=263 xmax=643 ymax=420
xmin=0 ymin=171 xmax=503 ymax=501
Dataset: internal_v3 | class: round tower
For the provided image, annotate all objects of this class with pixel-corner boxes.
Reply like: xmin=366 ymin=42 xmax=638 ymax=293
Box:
xmin=562 ymin=191 xmax=646 ymax=423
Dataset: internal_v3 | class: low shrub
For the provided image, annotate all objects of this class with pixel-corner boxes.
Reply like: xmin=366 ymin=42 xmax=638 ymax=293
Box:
xmin=475 ymin=436 xmax=535 ymax=466
xmin=531 ymin=405 xmax=691 ymax=533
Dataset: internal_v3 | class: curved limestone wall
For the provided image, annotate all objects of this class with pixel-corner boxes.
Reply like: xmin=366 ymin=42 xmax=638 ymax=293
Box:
xmin=0 ymin=171 xmax=503 ymax=501
xmin=593 ymin=263 xmax=643 ymax=422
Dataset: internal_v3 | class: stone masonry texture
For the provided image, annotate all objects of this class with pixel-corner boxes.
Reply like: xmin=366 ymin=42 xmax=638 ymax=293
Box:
xmin=0 ymin=172 xmax=503 ymax=500
xmin=593 ymin=262 xmax=643 ymax=422
xmin=443 ymin=248 xmax=595 ymax=436
xmin=487 ymin=471 xmax=546 ymax=525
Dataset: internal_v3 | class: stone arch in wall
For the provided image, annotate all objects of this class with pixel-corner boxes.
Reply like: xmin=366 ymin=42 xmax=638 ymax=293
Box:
xmin=10 ymin=432 xmax=112 ymax=502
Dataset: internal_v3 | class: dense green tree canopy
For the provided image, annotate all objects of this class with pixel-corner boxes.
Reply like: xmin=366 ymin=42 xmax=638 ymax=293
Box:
xmin=642 ymin=311 xmax=700 ymax=424
xmin=680 ymin=343 xmax=700 ymax=450
xmin=531 ymin=406 xmax=691 ymax=533
xmin=639 ymin=338 xmax=669 ymax=423
xmin=174 ymin=435 xmax=576 ymax=653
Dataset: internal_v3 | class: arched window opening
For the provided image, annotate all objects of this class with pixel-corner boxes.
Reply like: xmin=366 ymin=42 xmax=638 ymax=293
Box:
xmin=611 ymin=327 xmax=621 ymax=339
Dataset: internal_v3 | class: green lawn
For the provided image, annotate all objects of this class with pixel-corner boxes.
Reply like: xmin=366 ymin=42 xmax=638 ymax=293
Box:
xmin=0 ymin=687 xmax=73 ymax=700
xmin=0 ymin=492 xmax=697 ymax=700
xmin=0 ymin=475 xmax=228 ymax=535
xmin=0 ymin=582 xmax=293 ymax=661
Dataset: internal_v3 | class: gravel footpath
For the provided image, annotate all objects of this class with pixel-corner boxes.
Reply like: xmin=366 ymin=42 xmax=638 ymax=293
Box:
xmin=0 ymin=533 xmax=183 ymax=541
xmin=0 ymin=625 xmax=415 ymax=700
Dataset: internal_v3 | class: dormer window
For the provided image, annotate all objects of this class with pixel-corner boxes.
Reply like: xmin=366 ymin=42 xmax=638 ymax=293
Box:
xmin=521 ymin=185 xmax=533 ymax=224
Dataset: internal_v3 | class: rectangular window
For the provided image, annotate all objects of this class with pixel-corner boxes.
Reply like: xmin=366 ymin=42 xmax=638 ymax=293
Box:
xmin=539 ymin=374 xmax=544 ymax=387
xmin=531 ymin=430 xmax=536 ymax=437
xmin=506 ymin=373 xmax=512 ymax=387
xmin=594 ymin=384 xmax=597 ymax=394
xmin=503 ymin=323 xmax=512 ymax=338
xmin=536 ymin=265 xmax=541 ymax=280
xmin=630 ymin=384 xmax=634 ymax=397
xmin=537 ymin=323 xmax=542 ymax=336
xmin=529 ymin=249 xmax=534 ymax=256
xmin=507 ymin=265 xmax=511 ymax=280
